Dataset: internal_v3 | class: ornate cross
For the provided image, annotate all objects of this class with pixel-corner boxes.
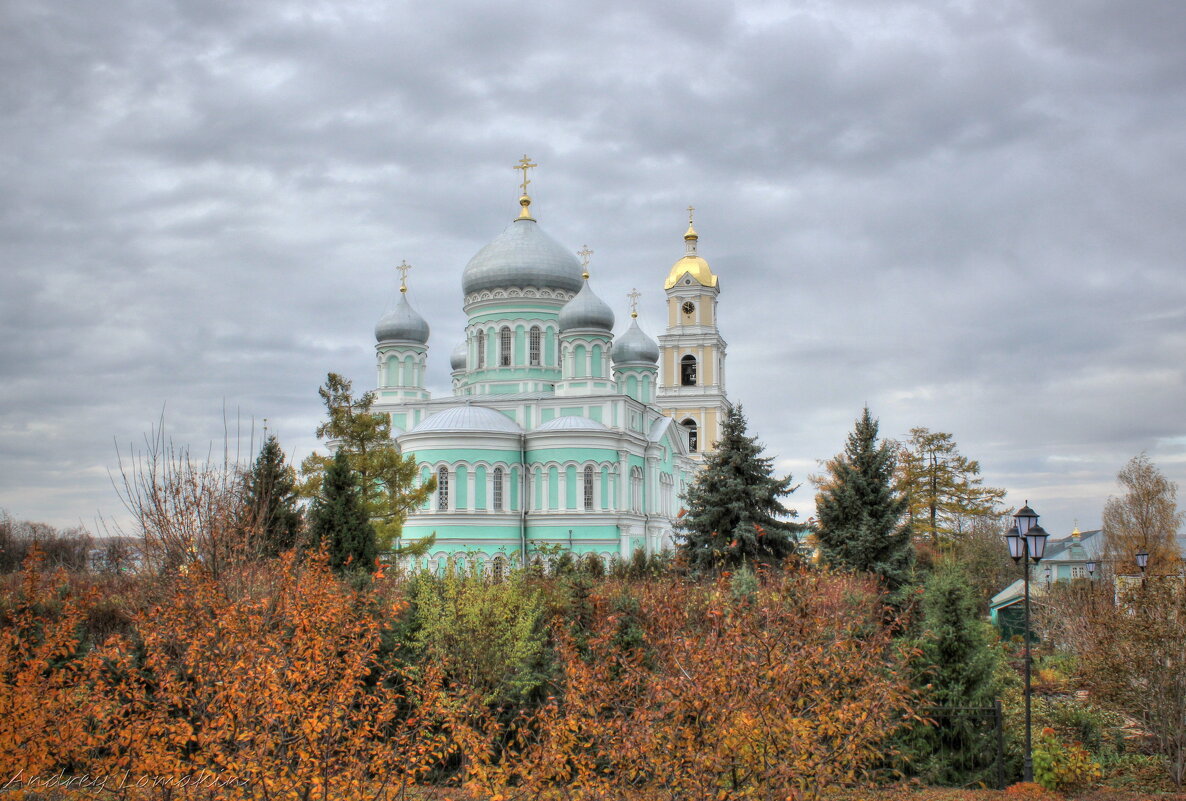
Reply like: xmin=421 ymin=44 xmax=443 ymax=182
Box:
xmin=514 ymin=154 xmax=537 ymax=196
xmin=396 ymin=259 xmax=412 ymax=292
xmin=578 ymin=245 xmax=593 ymax=269
xmin=687 ymin=205 xmax=695 ymax=225
xmin=627 ymin=288 xmax=641 ymax=317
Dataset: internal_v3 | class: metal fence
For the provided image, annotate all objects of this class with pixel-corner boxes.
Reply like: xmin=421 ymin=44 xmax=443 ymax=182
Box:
xmin=919 ymin=700 xmax=1006 ymax=790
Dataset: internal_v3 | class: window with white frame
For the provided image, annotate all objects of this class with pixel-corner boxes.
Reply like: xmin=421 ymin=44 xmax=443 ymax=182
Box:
xmin=630 ymin=466 xmax=643 ymax=513
xmin=529 ymin=326 xmax=541 ymax=366
xmin=476 ymin=330 xmax=486 ymax=369
xmin=437 ymin=467 xmax=449 ymax=510
xmin=499 ymin=326 xmax=512 ymax=366
xmin=583 ymin=465 xmax=594 ymax=510
xmin=493 ymin=467 xmax=504 ymax=511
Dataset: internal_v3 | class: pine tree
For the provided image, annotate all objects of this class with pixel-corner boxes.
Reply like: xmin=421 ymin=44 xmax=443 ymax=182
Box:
xmin=299 ymin=373 xmax=436 ymax=554
xmin=308 ymin=449 xmax=377 ymax=574
xmin=903 ymin=560 xmax=1005 ymax=786
xmin=242 ymin=434 xmax=303 ymax=557
xmin=814 ymin=407 xmax=914 ymax=591
xmin=676 ymin=405 xmax=802 ymax=571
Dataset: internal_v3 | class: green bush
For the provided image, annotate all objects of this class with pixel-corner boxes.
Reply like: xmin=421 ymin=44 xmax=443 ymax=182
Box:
xmin=1032 ymin=726 xmax=1102 ymax=792
xmin=407 ymin=566 xmax=551 ymax=708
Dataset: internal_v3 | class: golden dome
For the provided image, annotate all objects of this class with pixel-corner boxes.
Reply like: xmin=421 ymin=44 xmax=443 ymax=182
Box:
xmin=665 ymin=210 xmax=717 ymax=289
xmin=665 ymin=256 xmax=718 ymax=289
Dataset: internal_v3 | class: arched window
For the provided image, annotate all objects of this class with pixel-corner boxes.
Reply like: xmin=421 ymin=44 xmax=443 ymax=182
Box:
xmin=682 ymin=418 xmax=698 ymax=452
xmin=583 ymin=465 xmax=594 ymax=510
xmin=491 ymin=554 xmax=506 ymax=582
xmin=574 ymin=344 xmax=587 ymax=377
xmin=499 ymin=326 xmax=512 ymax=366
xmin=660 ymin=473 xmax=674 ymax=516
xmin=681 ymin=355 xmax=697 ymax=386
xmin=476 ymin=330 xmax=486 ymax=369
xmin=492 ymin=467 xmax=504 ymax=511
xmin=437 ymin=467 xmax=449 ymax=510
xmin=630 ymin=466 xmax=643 ymax=513
xmin=529 ymin=326 xmax=541 ymax=366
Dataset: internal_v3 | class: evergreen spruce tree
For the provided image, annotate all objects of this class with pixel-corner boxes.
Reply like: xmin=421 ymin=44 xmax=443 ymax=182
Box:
xmin=308 ymin=449 xmax=377 ymax=574
xmin=242 ymin=434 xmax=303 ymax=557
xmin=676 ymin=405 xmax=803 ymax=571
xmin=903 ymin=560 xmax=1005 ymax=786
xmin=814 ymin=407 xmax=914 ymax=590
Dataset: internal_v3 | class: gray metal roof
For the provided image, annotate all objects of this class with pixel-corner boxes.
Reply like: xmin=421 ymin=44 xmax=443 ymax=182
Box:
xmin=462 ymin=218 xmax=584 ymax=295
xmin=536 ymin=415 xmax=609 ymax=432
xmin=558 ymin=280 xmax=615 ymax=332
xmin=450 ymin=340 xmax=467 ymax=371
xmin=409 ymin=405 xmax=523 ymax=434
xmin=612 ymin=318 xmax=659 ymax=365
xmin=375 ymin=292 xmax=430 ymax=344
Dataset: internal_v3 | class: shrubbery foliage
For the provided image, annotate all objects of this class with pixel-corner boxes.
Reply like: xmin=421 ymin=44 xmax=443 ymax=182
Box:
xmin=0 ymin=555 xmax=916 ymax=801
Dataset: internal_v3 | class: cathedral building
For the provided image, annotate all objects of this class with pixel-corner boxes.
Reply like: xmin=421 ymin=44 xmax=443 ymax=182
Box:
xmin=372 ymin=159 xmax=730 ymax=571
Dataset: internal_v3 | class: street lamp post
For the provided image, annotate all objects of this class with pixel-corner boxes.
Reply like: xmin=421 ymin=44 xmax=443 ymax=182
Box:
xmin=1005 ymin=502 xmax=1049 ymax=784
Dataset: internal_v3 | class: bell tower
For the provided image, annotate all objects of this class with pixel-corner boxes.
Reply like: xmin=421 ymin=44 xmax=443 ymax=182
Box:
xmin=656 ymin=208 xmax=730 ymax=455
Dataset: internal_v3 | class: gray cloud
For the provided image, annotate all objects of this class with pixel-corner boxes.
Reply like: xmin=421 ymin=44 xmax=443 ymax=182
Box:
xmin=2 ymin=0 xmax=1183 ymax=539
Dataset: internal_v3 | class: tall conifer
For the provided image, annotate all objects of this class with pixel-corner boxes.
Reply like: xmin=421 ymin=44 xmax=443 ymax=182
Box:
xmin=242 ymin=434 xmax=303 ymax=557
xmin=814 ymin=407 xmax=913 ymax=590
xmin=677 ymin=405 xmax=802 ymax=570
xmin=309 ymin=449 xmax=377 ymax=574
xmin=903 ymin=560 xmax=1005 ymax=786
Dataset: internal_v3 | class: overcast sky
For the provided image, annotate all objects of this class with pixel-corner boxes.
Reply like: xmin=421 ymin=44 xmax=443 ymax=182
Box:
xmin=2 ymin=0 xmax=1184 ymax=540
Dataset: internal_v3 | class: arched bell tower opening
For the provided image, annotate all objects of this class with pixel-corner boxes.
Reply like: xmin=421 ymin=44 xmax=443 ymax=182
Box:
xmin=680 ymin=355 xmax=697 ymax=386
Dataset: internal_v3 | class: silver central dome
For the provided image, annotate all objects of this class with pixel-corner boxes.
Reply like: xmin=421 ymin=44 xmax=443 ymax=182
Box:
xmin=462 ymin=218 xmax=584 ymax=295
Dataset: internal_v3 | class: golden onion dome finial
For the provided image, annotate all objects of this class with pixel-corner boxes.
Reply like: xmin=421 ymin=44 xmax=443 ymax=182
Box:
xmin=664 ymin=207 xmax=718 ymax=289
xmin=577 ymin=245 xmax=593 ymax=279
xmin=514 ymin=154 xmax=537 ymax=220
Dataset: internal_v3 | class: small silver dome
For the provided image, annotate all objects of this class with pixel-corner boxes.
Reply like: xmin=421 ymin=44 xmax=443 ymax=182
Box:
xmin=450 ymin=341 xmax=467 ymax=371
xmin=375 ymin=292 xmax=430 ymax=344
xmin=409 ymin=405 xmax=523 ymax=434
xmin=558 ymin=280 xmax=615 ymax=333
xmin=612 ymin=318 xmax=659 ymax=365
xmin=536 ymin=415 xmax=609 ymax=432
xmin=462 ymin=218 xmax=584 ymax=295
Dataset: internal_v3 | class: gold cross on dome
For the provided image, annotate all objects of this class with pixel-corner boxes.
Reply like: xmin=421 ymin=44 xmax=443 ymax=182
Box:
xmin=627 ymin=288 xmax=641 ymax=318
xmin=578 ymin=245 xmax=593 ymax=269
xmin=514 ymin=155 xmax=537 ymax=196
xmin=396 ymin=259 xmax=412 ymax=292
xmin=687 ymin=205 xmax=695 ymax=225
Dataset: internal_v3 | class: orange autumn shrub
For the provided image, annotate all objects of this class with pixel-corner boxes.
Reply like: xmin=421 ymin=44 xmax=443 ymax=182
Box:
xmin=1 ymin=552 xmax=472 ymax=800
xmin=0 ymin=552 xmax=95 ymax=780
xmin=463 ymin=567 xmax=919 ymax=801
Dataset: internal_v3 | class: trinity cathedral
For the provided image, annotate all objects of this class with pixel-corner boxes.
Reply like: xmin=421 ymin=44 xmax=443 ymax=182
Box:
xmin=371 ymin=159 xmax=730 ymax=570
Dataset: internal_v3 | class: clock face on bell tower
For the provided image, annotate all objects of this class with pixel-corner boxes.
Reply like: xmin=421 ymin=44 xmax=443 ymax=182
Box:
xmin=681 ymin=301 xmax=695 ymax=317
